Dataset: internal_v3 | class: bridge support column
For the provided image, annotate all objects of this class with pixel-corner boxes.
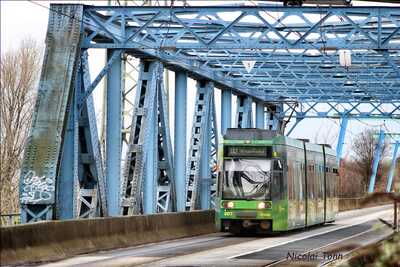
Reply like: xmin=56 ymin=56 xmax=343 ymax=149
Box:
xmin=256 ymin=102 xmax=265 ymax=129
xmin=200 ymin=113 xmax=211 ymax=210
xmin=174 ymin=71 xmax=187 ymax=211
xmin=57 ymin=95 xmax=76 ymax=220
xmin=186 ymin=81 xmax=218 ymax=210
xmin=221 ymin=89 xmax=232 ymax=135
xmin=143 ymin=98 xmax=157 ymax=214
xmin=121 ymin=61 xmax=174 ymax=215
xmin=386 ymin=141 xmax=399 ymax=192
xmin=106 ymin=50 xmax=122 ymax=216
xmin=368 ymin=129 xmax=385 ymax=193
xmin=235 ymin=95 xmax=252 ymax=128
xmin=336 ymin=116 xmax=348 ymax=163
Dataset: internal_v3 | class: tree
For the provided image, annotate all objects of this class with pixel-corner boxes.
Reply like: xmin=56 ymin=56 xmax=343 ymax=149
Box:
xmin=0 ymin=39 xmax=42 ymax=215
xmin=351 ymin=129 xmax=388 ymax=192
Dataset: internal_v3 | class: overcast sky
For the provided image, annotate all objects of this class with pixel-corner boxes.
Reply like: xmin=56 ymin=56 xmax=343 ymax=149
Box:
xmin=1 ymin=0 xmax=399 ymax=160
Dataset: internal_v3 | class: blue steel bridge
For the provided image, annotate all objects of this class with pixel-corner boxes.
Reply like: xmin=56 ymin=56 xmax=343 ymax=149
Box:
xmin=18 ymin=2 xmax=400 ymax=223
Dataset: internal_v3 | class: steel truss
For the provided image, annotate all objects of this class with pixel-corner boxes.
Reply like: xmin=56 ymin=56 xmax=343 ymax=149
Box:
xmin=235 ymin=95 xmax=253 ymax=128
xmin=120 ymin=60 xmax=174 ymax=215
xmin=74 ymin=51 xmax=108 ymax=218
xmin=19 ymin=3 xmax=400 ymax=222
xmin=19 ymin=5 xmax=108 ymax=222
xmin=186 ymin=81 xmax=218 ymax=210
xmin=82 ymin=5 xmax=400 ymax=104
xmin=283 ymin=101 xmax=400 ymax=119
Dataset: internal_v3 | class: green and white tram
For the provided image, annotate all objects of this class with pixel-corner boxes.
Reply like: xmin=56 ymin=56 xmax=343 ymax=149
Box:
xmin=217 ymin=129 xmax=339 ymax=234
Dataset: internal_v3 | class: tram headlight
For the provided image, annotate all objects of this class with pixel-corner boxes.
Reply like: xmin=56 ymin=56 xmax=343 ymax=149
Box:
xmin=224 ymin=201 xmax=234 ymax=209
xmin=257 ymin=202 xmax=266 ymax=209
xmin=257 ymin=202 xmax=271 ymax=209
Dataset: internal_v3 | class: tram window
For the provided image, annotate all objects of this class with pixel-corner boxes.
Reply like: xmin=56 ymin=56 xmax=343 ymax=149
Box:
xmin=299 ymin=179 xmax=303 ymax=201
xmin=333 ymin=168 xmax=338 ymax=174
xmin=319 ymin=166 xmax=324 ymax=198
xmin=272 ymin=172 xmax=283 ymax=199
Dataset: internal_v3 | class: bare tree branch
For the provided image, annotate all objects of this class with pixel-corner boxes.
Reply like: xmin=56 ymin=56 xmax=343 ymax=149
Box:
xmin=351 ymin=129 xmax=389 ymax=192
xmin=0 ymin=38 xmax=42 ymax=214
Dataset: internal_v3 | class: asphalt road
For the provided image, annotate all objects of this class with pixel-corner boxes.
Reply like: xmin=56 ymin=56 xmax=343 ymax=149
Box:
xmin=36 ymin=205 xmax=395 ymax=267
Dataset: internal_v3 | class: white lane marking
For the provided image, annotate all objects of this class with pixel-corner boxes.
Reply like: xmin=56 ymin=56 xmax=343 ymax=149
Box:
xmin=228 ymin=209 xmax=391 ymax=259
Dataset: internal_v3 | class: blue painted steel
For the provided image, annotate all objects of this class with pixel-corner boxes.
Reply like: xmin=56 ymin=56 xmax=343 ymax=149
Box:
xmin=186 ymin=81 xmax=215 ymax=210
xmin=106 ymin=50 xmax=122 ymax=216
xmin=368 ymin=129 xmax=386 ymax=193
xmin=18 ymin=3 xmax=400 ymax=222
xmin=121 ymin=61 xmax=159 ymax=215
xmin=144 ymin=95 xmax=157 ymax=214
xmin=221 ymin=89 xmax=232 ymax=135
xmin=79 ymin=5 xmax=400 ymax=106
xmin=19 ymin=5 xmax=83 ymax=223
xmin=200 ymin=101 xmax=211 ymax=210
xmin=79 ymin=49 xmax=123 ymax=106
xmin=285 ymin=102 xmax=400 ymax=119
xmin=235 ymin=96 xmax=253 ymax=128
xmin=386 ymin=141 xmax=400 ymax=192
xmin=83 ymin=6 xmax=400 ymax=50
xmin=156 ymin=70 xmax=175 ymax=213
xmin=209 ymin=93 xmax=219 ymax=208
xmin=256 ymin=102 xmax=265 ymax=129
xmin=121 ymin=60 xmax=174 ymax=215
xmin=336 ymin=116 xmax=349 ymax=162
xmin=78 ymin=51 xmax=108 ymax=218
xmin=174 ymin=71 xmax=187 ymax=212
xmin=57 ymin=94 xmax=76 ymax=220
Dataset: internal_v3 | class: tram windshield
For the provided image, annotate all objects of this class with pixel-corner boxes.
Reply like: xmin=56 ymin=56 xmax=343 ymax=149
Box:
xmin=222 ymin=159 xmax=271 ymax=200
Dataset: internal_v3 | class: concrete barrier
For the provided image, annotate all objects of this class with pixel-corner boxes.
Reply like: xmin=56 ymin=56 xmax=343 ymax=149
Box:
xmin=339 ymin=196 xmax=391 ymax=211
xmin=0 ymin=210 xmax=216 ymax=266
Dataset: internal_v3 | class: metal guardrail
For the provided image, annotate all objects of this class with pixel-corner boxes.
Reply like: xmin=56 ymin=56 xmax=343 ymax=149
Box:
xmin=0 ymin=213 xmax=21 ymax=226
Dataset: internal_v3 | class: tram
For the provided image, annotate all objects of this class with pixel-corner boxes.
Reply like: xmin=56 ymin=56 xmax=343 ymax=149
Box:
xmin=217 ymin=128 xmax=339 ymax=233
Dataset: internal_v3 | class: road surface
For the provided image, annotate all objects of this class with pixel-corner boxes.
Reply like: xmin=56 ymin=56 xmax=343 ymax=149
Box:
xmin=36 ymin=205 xmax=394 ymax=267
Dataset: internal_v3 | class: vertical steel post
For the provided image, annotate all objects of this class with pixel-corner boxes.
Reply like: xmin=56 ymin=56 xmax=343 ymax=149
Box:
xmin=336 ymin=116 xmax=348 ymax=163
xmin=386 ymin=141 xmax=399 ymax=192
xmin=256 ymin=102 xmax=265 ymax=129
xmin=174 ymin=72 xmax=187 ymax=211
xmin=106 ymin=50 xmax=122 ymax=216
xmin=235 ymin=95 xmax=252 ymax=128
xmin=221 ymin=89 xmax=232 ymax=135
xmin=57 ymin=97 xmax=76 ymax=220
xmin=200 ymin=116 xmax=211 ymax=209
xmin=368 ymin=129 xmax=385 ymax=193
xmin=144 ymin=101 xmax=157 ymax=214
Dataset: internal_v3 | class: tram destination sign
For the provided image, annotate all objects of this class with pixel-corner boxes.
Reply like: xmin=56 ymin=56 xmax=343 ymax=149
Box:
xmin=225 ymin=146 xmax=272 ymax=158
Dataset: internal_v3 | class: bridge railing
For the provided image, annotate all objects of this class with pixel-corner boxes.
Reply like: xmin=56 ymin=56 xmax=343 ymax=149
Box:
xmin=0 ymin=213 xmax=21 ymax=226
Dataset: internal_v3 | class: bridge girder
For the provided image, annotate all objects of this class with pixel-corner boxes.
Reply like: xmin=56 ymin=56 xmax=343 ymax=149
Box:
xmin=81 ymin=5 xmax=400 ymax=104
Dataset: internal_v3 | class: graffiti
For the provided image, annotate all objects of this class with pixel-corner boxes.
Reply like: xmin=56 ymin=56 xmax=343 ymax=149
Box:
xmin=20 ymin=170 xmax=55 ymax=204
